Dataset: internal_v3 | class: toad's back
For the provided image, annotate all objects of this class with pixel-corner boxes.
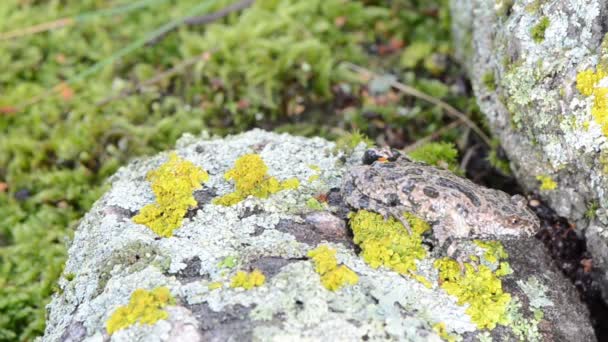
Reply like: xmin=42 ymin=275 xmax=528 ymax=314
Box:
xmin=342 ymin=160 xmax=539 ymax=241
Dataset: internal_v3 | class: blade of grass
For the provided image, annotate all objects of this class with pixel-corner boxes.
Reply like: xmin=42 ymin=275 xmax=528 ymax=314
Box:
xmin=15 ymin=0 xmax=223 ymax=112
xmin=146 ymin=0 xmax=255 ymax=45
xmin=0 ymin=0 xmax=171 ymax=41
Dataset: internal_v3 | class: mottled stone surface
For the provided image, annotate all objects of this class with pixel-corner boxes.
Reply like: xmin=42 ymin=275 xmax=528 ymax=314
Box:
xmin=450 ymin=0 xmax=608 ymax=302
xmin=43 ymin=130 xmax=594 ymax=341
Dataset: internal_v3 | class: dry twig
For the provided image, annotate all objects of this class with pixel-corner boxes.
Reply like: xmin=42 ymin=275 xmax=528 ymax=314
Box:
xmin=342 ymin=62 xmax=492 ymax=148
xmin=0 ymin=0 xmax=170 ymax=41
xmin=97 ymin=53 xmax=211 ymax=106
xmin=402 ymin=120 xmax=463 ymax=153
xmin=0 ymin=18 xmax=74 ymax=41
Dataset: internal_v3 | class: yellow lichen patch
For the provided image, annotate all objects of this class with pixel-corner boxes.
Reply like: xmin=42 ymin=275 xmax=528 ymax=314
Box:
xmin=208 ymin=282 xmax=223 ymax=290
xmin=535 ymin=175 xmax=557 ymax=191
xmin=307 ymin=164 xmax=321 ymax=182
xmin=349 ymin=210 xmax=430 ymax=283
xmin=307 ymin=245 xmax=359 ymax=291
xmin=105 ymin=287 xmax=175 ymax=334
xmin=576 ymin=67 xmax=608 ymax=136
xmin=230 ymin=269 xmax=266 ymax=290
xmin=133 ymin=153 xmax=208 ymax=237
xmin=213 ymin=154 xmax=299 ymax=206
xmin=474 ymin=240 xmax=509 ymax=264
xmin=320 ymin=265 xmax=359 ymax=291
xmin=433 ymin=322 xmax=458 ymax=342
xmin=434 ymin=255 xmax=511 ymax=330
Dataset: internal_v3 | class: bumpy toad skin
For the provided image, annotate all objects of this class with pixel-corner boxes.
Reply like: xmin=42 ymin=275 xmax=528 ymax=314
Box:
xmin=342 ymin=152 xmax=540 ymax=244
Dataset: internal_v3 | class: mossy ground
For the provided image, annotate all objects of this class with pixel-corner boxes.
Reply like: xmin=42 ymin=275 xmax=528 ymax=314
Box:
xmin=0 ymin=0 xmax=494 ymax=339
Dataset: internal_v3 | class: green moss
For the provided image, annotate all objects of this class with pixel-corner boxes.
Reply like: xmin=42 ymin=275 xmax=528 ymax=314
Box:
xmin=408 ymin=142 xmax=461 ymax=174
xmin=132 ymin=153 xmax=209 ymax=237
xmin=306 ymin=197 xmax=326 ymax=211
xmin=535 ymin=175 xmax=557 ymax=191
xmin=65 ymin=273 xmax=75 ymax=282
xmin=213 ymin=154 xmax=299 ymax=206
xmin=230 ymin=269 xmax=265 ymax=290
xmin=334 ymin=129 xmax=372 ymax=154
xmin=585 ymin=201 xmax=599 ymax=220
xmin=349 ymin=210 xmax=430 ymax=284
xmin=218 ymin=256 xmax=237 ymax=269
xmin=105 ymin=287 xmax=175 ymax=334
xmin=400 ymin=41 xmax=434 ymax=69
xmin=530 ymin=17 xmax=550 ymax=43
xmin=495 ymin=0 xmax=514 ymax=17
xmin=482 ymin=71 xmax=496 ymax=91
xmin=486 ymin=146 xmax=512 ymax=176
xmin=434 ymin=257 xmax=511 ymax=330
xmin=307 ymin=245 xmax=358 ymax=291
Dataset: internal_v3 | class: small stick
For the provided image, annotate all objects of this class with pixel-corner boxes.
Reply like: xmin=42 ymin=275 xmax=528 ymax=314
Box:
xmin=341 ymin=62 xmax=492 ymax=148
xmin=460 ymin=143 xmax=480 ymax=170
xmin=0 ymin=18 xmax=74 ymax=41
xmin=97 ymin=53 xmax=211 ymax=106
xmin=0 ymin=0 xmax=171 ymax=41
xmin=184 ymin=0 xmax=254 ymax=25
xmin=402 ymin=120 xmax=463 ymax=153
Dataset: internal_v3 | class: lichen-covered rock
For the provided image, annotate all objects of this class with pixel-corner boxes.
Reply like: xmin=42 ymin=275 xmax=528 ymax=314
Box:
xmin=44 ymin=130 xmax=594 ymax=341
xmin=450 ymin=0 xmax=608 ymax=303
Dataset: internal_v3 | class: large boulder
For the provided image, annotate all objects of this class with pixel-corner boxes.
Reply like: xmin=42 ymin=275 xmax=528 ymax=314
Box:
xmin=43 ymin=130 xmax=594 ymax=341
xmin=450 ymin=0 xmax=608 ymax=301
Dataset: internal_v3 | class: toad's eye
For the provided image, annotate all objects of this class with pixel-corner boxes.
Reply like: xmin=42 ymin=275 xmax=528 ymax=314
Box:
xmin=509 ymin=217 xmax=520 ymax=225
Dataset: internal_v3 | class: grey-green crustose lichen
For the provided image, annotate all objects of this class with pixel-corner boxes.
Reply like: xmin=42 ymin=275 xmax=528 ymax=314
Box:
xmin=43 ymin=130 xmax=579 ymax=341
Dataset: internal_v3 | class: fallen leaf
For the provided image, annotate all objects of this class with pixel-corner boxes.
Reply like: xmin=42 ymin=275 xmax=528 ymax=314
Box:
xmin=58 ymin=82 xmax=74 ymax=101
xmin=0 ymin=106 xmax=17 ymax=115
xmin=202 ymin=51 xmax=213 ymax=61
xmin=55 ymin=53 xmax=66 ymax=64
xmin=334 ymin=16 xmax=346 ymax=27
xmin=237 ymin=99 xmax=250 ymax=110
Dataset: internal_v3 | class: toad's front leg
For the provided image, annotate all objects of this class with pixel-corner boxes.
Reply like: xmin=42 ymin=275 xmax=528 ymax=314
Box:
xmin=377 ymin=207 xmax=413 ymax=235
